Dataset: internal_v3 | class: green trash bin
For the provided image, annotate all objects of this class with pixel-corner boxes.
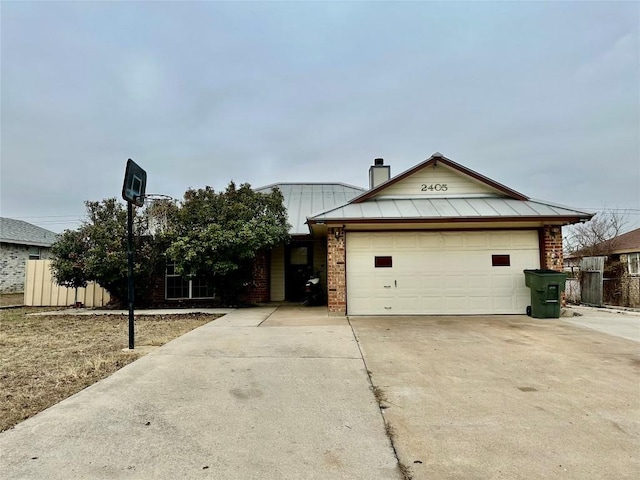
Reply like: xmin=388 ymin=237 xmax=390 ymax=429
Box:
xmin=523 ymin=269 xmax=567 ymax=318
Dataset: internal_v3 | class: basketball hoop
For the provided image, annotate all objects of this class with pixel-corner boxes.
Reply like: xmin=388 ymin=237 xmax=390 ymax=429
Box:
xmin=142 ymin=193 xmax=176 ymax=235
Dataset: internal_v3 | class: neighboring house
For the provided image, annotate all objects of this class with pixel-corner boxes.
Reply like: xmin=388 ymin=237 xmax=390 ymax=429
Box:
xmin=570 ymin=228 xmax=640 ymax=307
xmin=0 ymin=217 xmax=58 ymax=293
xmin=153 ymin=153 xmax=593 ymax=314
xmin=593 ymin=227 xmax=640 ymax=273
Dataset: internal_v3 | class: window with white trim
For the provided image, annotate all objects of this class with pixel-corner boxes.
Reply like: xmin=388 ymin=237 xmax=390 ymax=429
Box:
xmin=628 ymin=252 xmax=640 ymax=276
xmin=165 ymin=261 xmax=215 ymax=299
xmin=28 ymin=247 xmax=41 ymax=260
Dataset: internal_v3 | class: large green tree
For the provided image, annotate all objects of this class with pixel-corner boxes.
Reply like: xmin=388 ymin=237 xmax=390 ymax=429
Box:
xmin=51 ymin=198 xmax=166 ymax=306
xmin=167 ymin=182 xmax=290 ymax=304
xmin=50 ymin=229 xmax=89 ymax=298
xmin=50 ymin=183 xmax=289 ymax=307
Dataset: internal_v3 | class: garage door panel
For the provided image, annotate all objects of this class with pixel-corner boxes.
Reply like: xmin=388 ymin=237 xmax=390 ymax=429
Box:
xmin=488 ymin=232 xmax=513 ymax=247
xmin=441 ymin=234 xmax=464 ymax=248
xmin=443 ymin=275 xmax=471 ymax=290
xmin=445 ymin=296 xmax=470 ymax=313
xmin=490 ymin=274 xmax=515 ymax=289
xmin=469 ymin=296 xmax=492 ymax=312
xmin=418 ymin=235 xmax=441 ymax=248
xmin=393 ymin=234 xmax=418 ymax=249
xmin=346 ymin=230 xmax=540 ymax=315
xmin=465 ymin=232 xmax=489 ymax=248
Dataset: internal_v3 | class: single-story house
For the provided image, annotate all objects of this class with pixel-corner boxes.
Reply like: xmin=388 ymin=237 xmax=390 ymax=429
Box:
xmin=153 ymin=153 xmax=592 ymax=314
xmin=256 ymin=153 xmax=593 ymax=315
xmin=564 ymin=228 xmax=640 ymax=307
xmin=600 ymin=227 xmax=640 ymax=307
xmin=0 ymin=217 xmax=58 ymax=293
xmin=608 ymin=228 xmax=640 ymax=275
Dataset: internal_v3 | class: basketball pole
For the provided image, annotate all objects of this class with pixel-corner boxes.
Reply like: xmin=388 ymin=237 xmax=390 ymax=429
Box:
xmin=127 ymin=200 xmax=135 ymax=350
xmin=122 ymin=158 xmax=146 ymax=351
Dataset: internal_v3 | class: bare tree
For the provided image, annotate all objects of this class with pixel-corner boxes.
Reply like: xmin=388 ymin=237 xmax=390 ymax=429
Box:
xmin=564 ymin=210 xmax=628 ymax=258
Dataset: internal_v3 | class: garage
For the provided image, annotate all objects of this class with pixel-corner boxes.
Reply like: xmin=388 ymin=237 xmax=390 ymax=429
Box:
xmin=307 ymin=153 xmax=593 ymax=316
xmin=346 ymin=230 xmax=540 ymax=315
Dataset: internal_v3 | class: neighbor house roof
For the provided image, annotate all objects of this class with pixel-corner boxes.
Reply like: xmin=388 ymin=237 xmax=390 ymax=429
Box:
xmin=255 ymin=183 xmax=365 ymax=235
xmin=592 ymin=227 xmax=640 ymax=255
xmin=0 ymin=217 xmax=58 ymax=247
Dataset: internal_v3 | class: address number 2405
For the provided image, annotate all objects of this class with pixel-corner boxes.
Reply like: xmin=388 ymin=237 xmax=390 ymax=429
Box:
xmin=421 ymin=183 xmax=448 ymax=192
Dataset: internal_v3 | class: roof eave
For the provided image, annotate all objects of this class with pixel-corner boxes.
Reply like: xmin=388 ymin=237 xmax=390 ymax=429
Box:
xmin=0 ymin=238 xmax=55 ymax=247
xmin=307 ymin=215 xmax=589 ymax=226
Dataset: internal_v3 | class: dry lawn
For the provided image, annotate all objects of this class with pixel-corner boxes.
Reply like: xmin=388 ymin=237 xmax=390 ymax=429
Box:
xmin=0 ymin=308 xmax=219 ymax=432
xmin=0 ymin=293 xmax=23 ymax=307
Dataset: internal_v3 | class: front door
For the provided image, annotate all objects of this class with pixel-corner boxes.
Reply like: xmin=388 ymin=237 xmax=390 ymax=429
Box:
xmin=285 ymin=242 xmax=313 ymax=301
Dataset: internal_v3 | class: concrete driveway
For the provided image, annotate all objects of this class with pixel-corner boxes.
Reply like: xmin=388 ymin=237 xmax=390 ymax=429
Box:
xmin=350 ymin=315 xmax=640 ymax=480
xmin=0 ymin=307 xmax=400 ymax=480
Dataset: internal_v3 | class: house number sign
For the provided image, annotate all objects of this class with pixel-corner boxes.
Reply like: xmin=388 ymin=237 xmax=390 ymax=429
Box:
xmin=421 ymin=183 xmax=448 ymax=192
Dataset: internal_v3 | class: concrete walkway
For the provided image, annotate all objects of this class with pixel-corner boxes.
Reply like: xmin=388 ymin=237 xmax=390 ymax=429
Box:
xmin=27 ymin=307 xmax=235 ymax=316
xmin=0 ymin=307 xmax=400 ymax=479
xmin=562 ymin=305 xmax=640 ymax=342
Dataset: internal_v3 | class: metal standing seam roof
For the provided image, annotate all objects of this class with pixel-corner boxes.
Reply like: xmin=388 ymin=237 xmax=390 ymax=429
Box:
xmin=255 ymin=183 xmax=365 ymax=235
xmin=0 ymin=217 xmax=58 ymax=247
xmin=308 ymin=198 xmax=593 ymax=223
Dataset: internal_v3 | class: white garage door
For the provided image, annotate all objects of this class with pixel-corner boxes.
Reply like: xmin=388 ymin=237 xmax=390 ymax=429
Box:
xmin=346 ymin=230 xmax=540 ymax=315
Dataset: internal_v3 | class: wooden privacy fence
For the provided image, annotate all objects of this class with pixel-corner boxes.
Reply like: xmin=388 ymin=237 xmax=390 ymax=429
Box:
xmin=580 ymin=256 xmax=605 ymax=307
xmin=25 ymin=260 xmax=111 ymax=307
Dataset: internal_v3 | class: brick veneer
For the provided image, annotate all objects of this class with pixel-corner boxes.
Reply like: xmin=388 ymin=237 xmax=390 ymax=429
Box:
xmin=246 ymin=250 xmax=270 ymax=304
xmin=146 ymin=250 xmax=270 ymax=307
xmin=0 ymin=243 xmax=52 ymax=293
xmin=542 ymin=226 xmax=563 ymax=271
xmin=327 ymin=227 xmax=346 ymax=314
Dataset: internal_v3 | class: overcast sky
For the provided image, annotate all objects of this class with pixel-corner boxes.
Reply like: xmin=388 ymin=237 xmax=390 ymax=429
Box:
xmin=1 ymin=1 xmax=639 ymax=233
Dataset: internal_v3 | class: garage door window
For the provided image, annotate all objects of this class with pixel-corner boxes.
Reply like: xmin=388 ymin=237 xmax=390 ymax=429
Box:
xmin=492 ymin=254 xmax=511 ymax=266
xmin=375 ymin=256 xmax=393 ymax=268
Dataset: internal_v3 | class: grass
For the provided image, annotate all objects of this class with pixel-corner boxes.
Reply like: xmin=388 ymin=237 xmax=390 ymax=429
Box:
xmin=0 ymin=307 xmax=220 ymax=432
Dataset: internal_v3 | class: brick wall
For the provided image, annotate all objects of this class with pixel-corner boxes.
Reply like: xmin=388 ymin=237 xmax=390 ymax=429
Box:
xmin=0 ymin=243 xmax=52 ymax=294
xmin=327 ymin=227 xmax=346 ymax=315
xmin=147 ymin=273 xmax=166 ymax=306
xmin=246 ymin=250 xmax=270 ymax=304
xmin=542 ymin=226 xmax=563 ymax=271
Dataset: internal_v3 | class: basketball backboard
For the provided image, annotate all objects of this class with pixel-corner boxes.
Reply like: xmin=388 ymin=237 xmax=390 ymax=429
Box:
xmin=122 ymin=159 xmax=147 ymax=207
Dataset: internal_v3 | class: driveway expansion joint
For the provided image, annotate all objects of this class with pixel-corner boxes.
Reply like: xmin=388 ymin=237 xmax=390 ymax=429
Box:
xmin=347 ymin=316 xmax=409 ymax=480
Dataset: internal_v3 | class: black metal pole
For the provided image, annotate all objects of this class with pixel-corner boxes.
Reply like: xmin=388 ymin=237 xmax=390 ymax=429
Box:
xmin=127 ymin=201 xmax=135 ymax=350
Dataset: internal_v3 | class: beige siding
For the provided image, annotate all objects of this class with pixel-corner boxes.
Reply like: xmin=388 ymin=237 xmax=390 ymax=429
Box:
xmin=25 ymin=260 xmax=111 ymax=307
xmin=377 ymin=164 xmax=499 ymax=198
xmin=313 ymin=237 xmax=327 ymax=286
xmin=270 ymin=244 xmax=285 ymax=301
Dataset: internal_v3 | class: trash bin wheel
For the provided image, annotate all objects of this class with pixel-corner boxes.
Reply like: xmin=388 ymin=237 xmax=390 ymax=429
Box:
xmin=526 ymin=306 xmax=532 ymax=317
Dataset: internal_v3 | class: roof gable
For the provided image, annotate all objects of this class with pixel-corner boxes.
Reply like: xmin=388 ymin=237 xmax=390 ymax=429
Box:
xmin=352 ymin=153 xmax=528 ymax=203
xmin=306 ymin=153 xmax=592 ymax=227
